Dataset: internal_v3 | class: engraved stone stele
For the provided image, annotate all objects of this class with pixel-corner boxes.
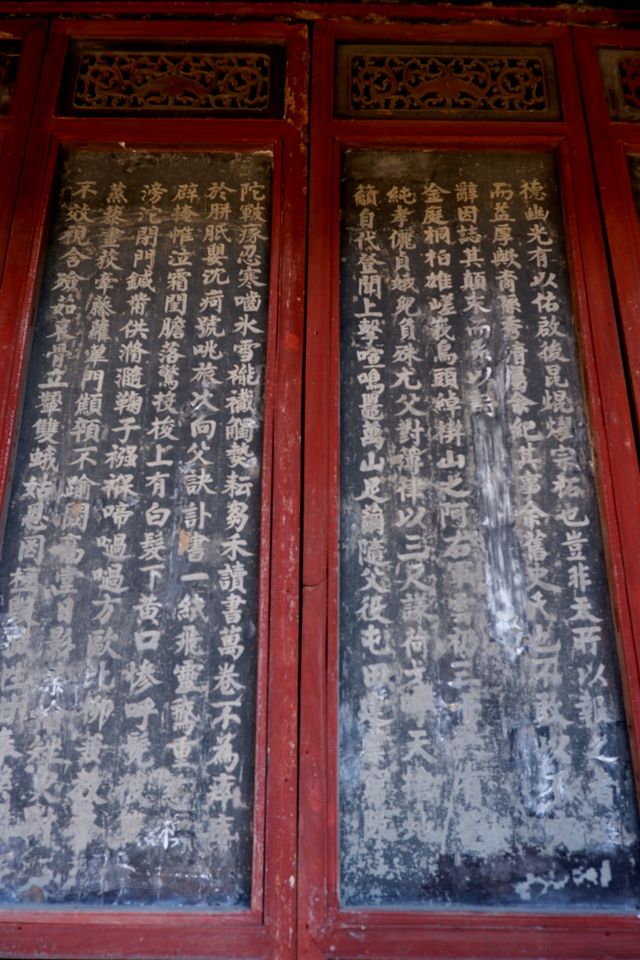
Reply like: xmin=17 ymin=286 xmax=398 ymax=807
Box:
xmin=0 ymin=149 xmax=272 ymax=907
xmin=60 ymin=43 xmax=285 ymax=117
xmin=335 ymin=44 xmax=561 ymax=120
xmin=599 ymin=48 xmax=640 ymax=121
xmin=339 ymin=149 xmax=639 ymax=911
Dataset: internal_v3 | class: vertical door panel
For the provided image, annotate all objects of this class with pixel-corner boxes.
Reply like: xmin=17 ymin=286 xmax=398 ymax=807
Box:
xmin=575 ymin=30 xmax=640 ymax=435
xmin=301 ymin=20 xmax=640 ymax=959
xmin=0 ymin=18 xmax=307 ymax=960
xmin=0 ymin=20 xmax=48 ymax=517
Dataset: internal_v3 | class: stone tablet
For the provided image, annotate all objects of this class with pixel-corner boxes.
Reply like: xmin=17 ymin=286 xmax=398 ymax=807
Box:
xmin=0 ymin=149 xmax=271 ymax=907
xmin=339 ymin=150 xmax=640 ymax=910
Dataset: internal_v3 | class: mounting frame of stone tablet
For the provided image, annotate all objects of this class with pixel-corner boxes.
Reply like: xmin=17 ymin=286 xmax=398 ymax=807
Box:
xmin=0 ymin=15 xmax=307 ymax=960
xmin=576 ymin=27 xmax=640 ymax=439
xmin=301 ymin=17 xmax=640 ymax=960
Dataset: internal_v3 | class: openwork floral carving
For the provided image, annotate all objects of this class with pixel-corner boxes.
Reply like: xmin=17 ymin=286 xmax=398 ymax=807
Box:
xmin=620 ymin=57 xmax=640 ymax=111
xmin=70 ymin=49 xmax=272 ymax=114
xmin=598 ymin=48 xmax=640 ymax=121
xmin=0 ymin=46 xmax=20 ymax=115
xmin=344 ymin=52 xmax=551 ymax=117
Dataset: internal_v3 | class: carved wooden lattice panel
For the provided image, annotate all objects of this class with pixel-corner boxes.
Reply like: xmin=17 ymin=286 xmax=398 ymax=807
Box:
xmin=0 ymin=42 xmax=21 ymax=115
xmin=599 ymin=49 xmax=640 ymax=121
xmin=335 ymin=44 xmax=560 ymax=120
xmin=60 ymin=44 xmax=285 ymax=117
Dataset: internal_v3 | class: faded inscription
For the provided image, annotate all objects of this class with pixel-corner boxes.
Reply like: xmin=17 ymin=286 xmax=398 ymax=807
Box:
xmin=339 ymin=151 xmax=640 ymax=909
xmin=0 ymin=150 xmax=271 ymax=906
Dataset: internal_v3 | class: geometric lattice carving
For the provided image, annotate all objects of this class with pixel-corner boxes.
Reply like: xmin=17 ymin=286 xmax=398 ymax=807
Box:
xmin=599 ymin=48 xmax=640 ymax=122
xmin=620 ymin=57 xmax=640 ymax=111
xmin=0 ymin=43 xmax=21 ymax=115
xmin=61 ymin=46 xmax=284 ymax=117
xmin=336 ymin=45 xmax=560 ymax=120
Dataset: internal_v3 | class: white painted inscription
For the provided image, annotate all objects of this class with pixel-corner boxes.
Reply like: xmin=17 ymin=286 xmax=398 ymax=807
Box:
xmin=0 ymin=150 xmax=271 ymax=906
xmin=339 ymin=151 xmax=639 ymax=910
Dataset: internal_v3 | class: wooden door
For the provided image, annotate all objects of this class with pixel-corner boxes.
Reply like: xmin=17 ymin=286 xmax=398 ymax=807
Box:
xmin=0 ymin=17 xmax=307 ymax=960
xmin=1 ymin=9 xmax=640 ymax=960
xmin=300 ymin=18 xmax=640 ymax=960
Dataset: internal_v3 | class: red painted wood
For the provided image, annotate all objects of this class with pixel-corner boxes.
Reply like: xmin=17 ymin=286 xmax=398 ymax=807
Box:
xmin=0 ymin=3 xmax=639 ymax=27
xmin=298 ymin=25 xmax=334 ymax=960
xmin=313 ymin=919 xmax=640 ymax=959
xmin=0 ymin=21 xmax=47 ymax=284
xmin=574 ymin=30 xmax=640 ymax=430
xmin=573 ymin=30 xmax=640 ymax=796
xmin=2 ymin=8 xmax=640 ymax=960
xmin=0 ymin=17 xmax=308 ymax=960
xmin=0 ymin=913 xmax=275 ymax=960
xmin=299 ymin=16 xmax=640 ymax=960
xmin=0 ymin=19 xmax=47 ymax=509
xmin=262 ymin=23 xmax=308 ymax=959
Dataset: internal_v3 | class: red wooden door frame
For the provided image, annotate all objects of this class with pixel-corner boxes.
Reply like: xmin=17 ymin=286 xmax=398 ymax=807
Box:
xmin=0 ymin=17 xmax=307 ymax=960
xmin=300 ymin=18 xmax=640 ymax=960
xmin=572 ymin=37 xmax=640 ymax=865
xmin=574 ymin=29 xmax=640 ymax=434
xmin=2 ymin=8 xmax=640 ymax=960
xmin=0 ymin=19 xmax=47 ymax=285
xmin=0 ymin=18 xmax=48 ymax=506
